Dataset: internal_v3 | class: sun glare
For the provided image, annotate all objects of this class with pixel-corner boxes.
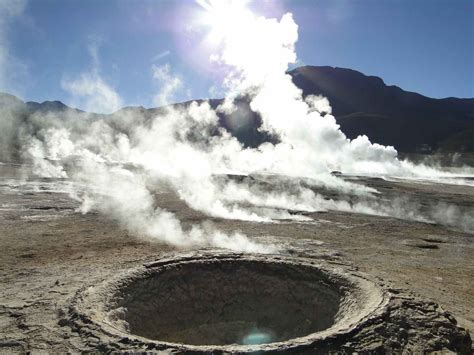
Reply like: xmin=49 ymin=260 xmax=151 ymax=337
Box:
xmin=195 ymin=0 xmax=254 ymax=44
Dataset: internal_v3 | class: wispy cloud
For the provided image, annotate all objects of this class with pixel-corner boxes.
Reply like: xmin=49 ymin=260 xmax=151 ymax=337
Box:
xmin=61 ymin=37 xmax=122 ymax=114
xmin=0 ymin=0 xmax=28 ymax=94
xmin=61 ymin=73 xmax=122 ymax=114
xmin=86 ymin=34 xmax=104 ymax=70
xmin=152 ymin=49 xmax=171 ymax=62
xmin=151 ymin=63 xmax=182 ymax=106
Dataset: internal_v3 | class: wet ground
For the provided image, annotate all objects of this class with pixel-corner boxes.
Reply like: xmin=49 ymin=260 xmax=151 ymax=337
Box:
xmin=0 ymin=162 xmax=473 ymax=352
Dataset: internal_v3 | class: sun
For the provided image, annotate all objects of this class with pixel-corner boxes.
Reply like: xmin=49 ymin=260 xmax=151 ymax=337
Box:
xmin=195 ymin=0 xmax=255 ymax=45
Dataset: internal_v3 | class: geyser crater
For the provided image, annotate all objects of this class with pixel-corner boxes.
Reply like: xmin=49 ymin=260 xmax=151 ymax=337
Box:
xmin=70 ymin=252 xmax=389 ymax=353
xmin=117 ymin=258 xmax=342 ymax=345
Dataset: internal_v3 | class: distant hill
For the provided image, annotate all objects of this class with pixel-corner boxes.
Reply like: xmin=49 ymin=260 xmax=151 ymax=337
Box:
xmin=1 ymin=66 xmax=473 ymax=158
xmin=290 ymin=66 xmax=474 ymax=153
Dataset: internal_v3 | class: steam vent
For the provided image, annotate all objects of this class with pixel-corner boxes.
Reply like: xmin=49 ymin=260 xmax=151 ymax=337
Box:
xmin=68 ymin=253 xmax=472 ymax=353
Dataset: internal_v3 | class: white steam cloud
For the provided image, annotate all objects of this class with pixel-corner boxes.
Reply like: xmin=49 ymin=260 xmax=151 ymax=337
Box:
xmin=61 ymin=73 xmax=122 ymax=114
xmin=2 ymin=0 xmax=472 ymax=254
xmin=61 ymin=39 xmax=122 ymax=114
xmin=151 ymin=63 xmax=183 ymax=106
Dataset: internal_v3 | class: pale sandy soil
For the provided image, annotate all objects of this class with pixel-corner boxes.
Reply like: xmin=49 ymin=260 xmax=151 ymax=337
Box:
xmin=0 ymin=163 xmax=472 ymax=352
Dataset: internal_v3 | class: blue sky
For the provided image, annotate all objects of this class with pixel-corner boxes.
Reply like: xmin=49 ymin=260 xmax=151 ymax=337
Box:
xmin=1 ymin=0 xmax=473 ymax=112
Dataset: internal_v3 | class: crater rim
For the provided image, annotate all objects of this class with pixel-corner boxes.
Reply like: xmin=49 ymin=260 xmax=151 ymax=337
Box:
xmin=70 ymin=252 xmax=389 ymax=353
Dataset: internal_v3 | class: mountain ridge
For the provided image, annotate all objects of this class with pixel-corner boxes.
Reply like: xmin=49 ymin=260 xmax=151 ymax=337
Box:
xmin=1 ymin=65 xmax=473 ymax=153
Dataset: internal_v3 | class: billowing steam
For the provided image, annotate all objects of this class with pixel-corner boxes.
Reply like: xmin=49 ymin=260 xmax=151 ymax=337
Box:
xmin=1 ymin=0 xmax=473 ymax=252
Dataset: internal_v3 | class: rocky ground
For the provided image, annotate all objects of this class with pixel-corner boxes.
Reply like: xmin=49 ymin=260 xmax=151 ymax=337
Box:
xmin=0 ymin=162 xmax=473 ymax=353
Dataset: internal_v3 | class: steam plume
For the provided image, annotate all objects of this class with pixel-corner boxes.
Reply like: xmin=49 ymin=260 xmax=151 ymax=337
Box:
xmin=2 ymin=0 xmax=472 ymax=253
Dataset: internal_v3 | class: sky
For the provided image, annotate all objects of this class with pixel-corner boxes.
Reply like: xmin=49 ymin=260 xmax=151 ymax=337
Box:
xmin=0 ymin=0 xmax=473 ymax=113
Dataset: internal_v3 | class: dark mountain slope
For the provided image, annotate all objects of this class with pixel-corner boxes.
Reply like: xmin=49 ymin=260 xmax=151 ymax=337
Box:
xmin=290 ymin=66 xmax=474 ymax=152
xmin=1 ymin=66 xmax=473 ymax=157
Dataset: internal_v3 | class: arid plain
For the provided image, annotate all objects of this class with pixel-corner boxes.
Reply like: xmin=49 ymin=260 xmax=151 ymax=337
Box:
xmin=0 ymin=162 xmax=472 ymax=352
